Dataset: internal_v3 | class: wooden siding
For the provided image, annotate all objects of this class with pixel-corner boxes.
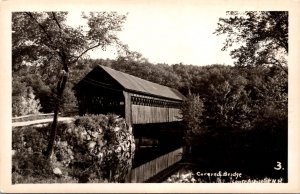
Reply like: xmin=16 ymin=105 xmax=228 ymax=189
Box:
xmin=126 ymin=147 xmax=183 ymax=183
xmin=132 ymin=105 xmax=181 ymax=124
xmin=169 ymin=108 xmax=181 ymax=122
xmin=123 ymin=91 xmax=132 ymax=126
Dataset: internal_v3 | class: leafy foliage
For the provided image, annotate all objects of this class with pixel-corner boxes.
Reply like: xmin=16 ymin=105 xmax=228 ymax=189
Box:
xmin=214 ymin=11 xmax=288 ymax=72
xmin=200 ymin=66 xmax=252 ymax=131
xmin=110 ymin=54 xmax=182 ymax=89
xmin=12 ymin=126 xmax=53 ymax=183
xmin=175 ymin=64 xmax=287 ymax=179
xmin=12 ymin=81 xmax=41 ymax=116
xmin=181 ymin=94 xmax=204 ymax=144
xmin=12 ymin=12 xmax=126 ymax=71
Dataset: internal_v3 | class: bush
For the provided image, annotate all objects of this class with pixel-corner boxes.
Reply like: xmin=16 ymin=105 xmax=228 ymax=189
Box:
xmin=12 ymin=152 xmax=53 ymax=181
xmin=12 ymin=85 xmax=41 ymax=116
xmin=12 ymin=126 xmax=49 ymax=154
xmin=12 ymin=126 xmax=54 ymax=184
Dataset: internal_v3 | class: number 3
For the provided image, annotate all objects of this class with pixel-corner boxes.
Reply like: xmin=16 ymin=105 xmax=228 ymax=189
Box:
xmin=274 ymin=161 xmax=282 ymax=170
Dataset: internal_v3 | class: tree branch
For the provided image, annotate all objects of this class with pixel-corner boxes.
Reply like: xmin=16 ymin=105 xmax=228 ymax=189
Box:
xmin=25 ymin=12 xmax=53 ymax=44
xmin=25 ymin=12 xmax=62 ymax=58
xmin=52 ymin=12 xmax=62 ymax=29
xmin=270 ymin=57 xmax=288 ymax=74
xmin=70 ymin=42 xmax=101 ymax=64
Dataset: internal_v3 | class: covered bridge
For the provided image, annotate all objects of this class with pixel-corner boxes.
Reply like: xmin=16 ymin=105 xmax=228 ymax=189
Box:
xmin=73 ymin=65 xmax=185 ymax=126
xmin=73 ymin=65 xmax=185 ymax=182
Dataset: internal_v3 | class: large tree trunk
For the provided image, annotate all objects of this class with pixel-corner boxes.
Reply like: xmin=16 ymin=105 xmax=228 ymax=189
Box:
xmin=45 ymin=68 xmax=68 ymax=158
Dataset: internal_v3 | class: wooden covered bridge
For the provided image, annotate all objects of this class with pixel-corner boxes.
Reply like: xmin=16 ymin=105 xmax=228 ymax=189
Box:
xmin=73 ymin=65 xmax=185 ymax=182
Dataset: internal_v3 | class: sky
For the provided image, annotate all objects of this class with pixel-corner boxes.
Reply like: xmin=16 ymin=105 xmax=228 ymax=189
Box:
xmin=67 ymin=2 xmax=234 ymax=66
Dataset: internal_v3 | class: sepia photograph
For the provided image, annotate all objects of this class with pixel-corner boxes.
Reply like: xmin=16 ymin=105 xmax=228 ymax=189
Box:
xmin=1 ymin=0 xmax=300 ymax=193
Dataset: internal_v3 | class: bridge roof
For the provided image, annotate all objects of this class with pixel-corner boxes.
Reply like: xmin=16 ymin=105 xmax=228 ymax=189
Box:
xmin=100 ymin=65 xmax=185 ymax=101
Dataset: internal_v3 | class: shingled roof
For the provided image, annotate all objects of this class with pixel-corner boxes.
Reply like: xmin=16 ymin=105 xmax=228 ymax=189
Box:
xmin=75 ymin=65 xmax=185 ymax=101
xmin=100 ymin=65 xmax=185 ymax=101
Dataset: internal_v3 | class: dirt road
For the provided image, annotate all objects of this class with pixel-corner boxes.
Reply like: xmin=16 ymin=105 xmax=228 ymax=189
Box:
xmin=12 ymin=117 xmax=75 ymax=127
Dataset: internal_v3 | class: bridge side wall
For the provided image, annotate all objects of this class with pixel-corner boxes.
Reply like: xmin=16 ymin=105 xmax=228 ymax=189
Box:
xmin=130 ymin=93 xmax=182 ymax=125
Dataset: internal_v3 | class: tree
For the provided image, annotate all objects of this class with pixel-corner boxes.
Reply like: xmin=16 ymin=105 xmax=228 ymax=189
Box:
xmin=12 ymin=12 xmax=127 ymax=158
xmin=12 ymin=79 xmax=41 ymax=116
xmin=12 ymin=66 xmax=55 ymax=113
xmin=111 ymin=52 xmax=182 ymax=89
xmin=180 ymin=93 xmax=204 ymax=155
xmin=172 ymin=63 xmax=193 ymax=95
xmin=214 ymin=11 xmax=288 ymax=73
xmin=244 ymin=66 xmax=288 ymax=131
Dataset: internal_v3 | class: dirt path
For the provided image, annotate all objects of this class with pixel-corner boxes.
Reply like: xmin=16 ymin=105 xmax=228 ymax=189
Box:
xmin=12 ymin=117 xmax=75 ymax=127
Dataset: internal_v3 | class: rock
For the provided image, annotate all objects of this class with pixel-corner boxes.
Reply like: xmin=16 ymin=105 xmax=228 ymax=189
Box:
xmin=61 ymin=141 xmax=68 ymax=147
xmin=128 ymin=126 xmax=133 ymax=133
xmin=88 ymin=141 xmax=96 ymax=151
xmin=91 ymin=131 xmax=99 ymax=138
xmin=27 ymin=147 xmax=33 ymax=153
xmin=115 ymin=146 xmax=121 ymax=153
xmin=53 ymin=167 xmax=62 ymax=176
xmin=114 ymin=127 xmax=120 ymax=132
